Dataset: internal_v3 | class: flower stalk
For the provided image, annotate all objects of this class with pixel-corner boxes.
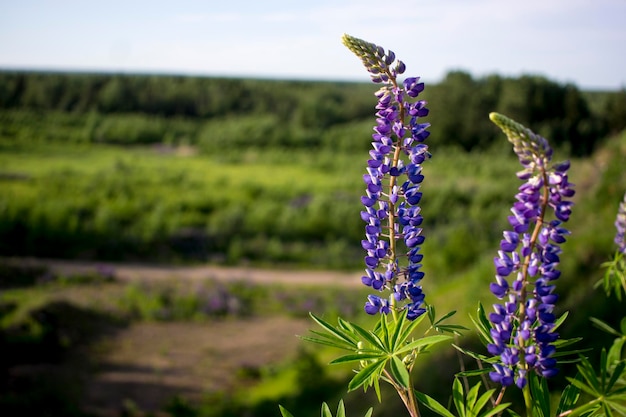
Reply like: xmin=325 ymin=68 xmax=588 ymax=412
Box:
xmin=487 ymin=113 xmax=575 ymax=389
xmin=343 ymin=33 xmax=431 ymax=323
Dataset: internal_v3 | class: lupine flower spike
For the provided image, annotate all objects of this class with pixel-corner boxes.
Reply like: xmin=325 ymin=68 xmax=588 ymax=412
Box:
xmin=487 ymin=113 xmax=575 ymax=389
xmin=342 ymin=34 xmax=430 ymax=320
xmin=615 ymin=192 xmax=626 ymax=255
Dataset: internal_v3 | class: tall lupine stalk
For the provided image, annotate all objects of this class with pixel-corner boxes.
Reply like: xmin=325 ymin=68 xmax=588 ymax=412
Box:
xmin=342 ymin=34 xmax=431 ymax=322
xmin=487 ymin=113 xmax=575 ymax=407
xmin=598 ymin=191 xmax=626 ymax=300
xmin=614 ymin=192 xmax=626 ymax=255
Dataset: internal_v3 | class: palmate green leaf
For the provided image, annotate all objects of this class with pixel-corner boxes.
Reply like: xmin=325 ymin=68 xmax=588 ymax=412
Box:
xmin=414 ymin=390 xmax=456 ymax=417
xmin=395 ymin=334 xmax=452 ymax=355
xmin=348 ymin=358 xmax=387 ymax=392
xmin=389 ymin=355 xmax=411 ymax=389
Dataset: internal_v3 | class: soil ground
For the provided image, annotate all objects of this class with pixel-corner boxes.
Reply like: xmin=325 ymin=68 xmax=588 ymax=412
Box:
xmin=82 ymin=317 xmax=311 ymax=416
xmin=3 ymin=258 xmax=360 ymax=416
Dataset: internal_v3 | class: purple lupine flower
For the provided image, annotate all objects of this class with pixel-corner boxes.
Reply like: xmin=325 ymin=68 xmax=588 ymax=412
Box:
xmin=615 ymin=192 xmax=626 ymax=254
xmin=486 ymin=113 xmax=575 ymax=388
xmin=343 ymin=34 xmax=430 ymax=320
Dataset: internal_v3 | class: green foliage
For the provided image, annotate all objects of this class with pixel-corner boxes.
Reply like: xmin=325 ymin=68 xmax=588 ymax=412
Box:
xmin=279 ymin=399 xmax=373 ymax=417
xmin=303 ymin=308 xmax=455 ymax=402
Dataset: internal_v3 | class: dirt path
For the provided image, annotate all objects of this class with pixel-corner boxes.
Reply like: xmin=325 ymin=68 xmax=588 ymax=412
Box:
xmin=8 ymin=257 xmax=363 ymax=287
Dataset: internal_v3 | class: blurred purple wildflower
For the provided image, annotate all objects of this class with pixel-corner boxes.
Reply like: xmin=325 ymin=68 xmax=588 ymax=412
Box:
xmin=487 ymin=113 xmax=575 ymax=388
xmin=343 ymin=34 xmax=430 ymax=320
xmin=615 ymin=192 xmax=626 ymax=254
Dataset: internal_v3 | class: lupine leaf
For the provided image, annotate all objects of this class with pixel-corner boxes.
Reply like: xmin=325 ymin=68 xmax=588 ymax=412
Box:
xmin=389 ymin=355 xmax=411 ymax=389
xmin=395 ymin=334 xmax=452 ymax=355
xmin=529 ymin=371 xmax=551 ymax=417
xmin=567 ymin=376 xmax=601 ymax=397
xmin=590 ymin=317 xmax=622 ymax=337
xmin=351 ymin=321 xmax=387 ymax=352
xmin=474 ymin=388 xmax=497 ymax=415
xmin=607 ymin=361 xmax=626 ymax=392
xmin=556 ymin=376 xmax=582 ymax=415
xmin=348 ymin=358 xmax=387 ymax=392
xmin=279 ymin=405 xmax=295 ymax=417
xmin=321 ymin=402 xmax=332 ymax=417
xmin=452 ymin=344 xmax=497 ymax=364
xmin=451 ymin=378 xmax=465 ymax=417
xmin=309 ymin=313 xmax=359 ymax=348
xmin=364 ymin=408 xmax=374 ymax=417
xmin=380 ymin=314 xmax=392 ymax=350
xmin=336 ymin=400 xmax=345 ymax=417
xmin=505 ymin=408 xmax=522 ymax=417
xmin=608 ymin=338 xmax=626 ymax=365
xmin=329 ymin=352 xmax=386 ymax=364
xmin=466 ymin=382 xmax=481 ymax=412
xmin=478 ymin=403 xmax=511 ymax=417
xmin=576 ymin=356 xmax=602 ymax=392
xmin=553 ymin=311 xmax=570 ymax=331
xmin=414 ymin=390 xmax=456 ymax=417
xmin=434 ymin=309 xmax=458 ymax=325
xmin=300 ymin=332 xmax=355 ymax=350
xmin=391 ymin=309 xmax=408 ymax=350
xmin=398 ymin=312 xmax=427 ymax=345
xmin=456 ymin=368 xmax=491 ymax=377
xmin=471 ymin=303 xmax=494 ymax=345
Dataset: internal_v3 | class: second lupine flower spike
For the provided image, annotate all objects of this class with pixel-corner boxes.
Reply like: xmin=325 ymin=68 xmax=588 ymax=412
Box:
xmin=343 ymin=34 xmax=430 ymax=320
xmin=487 ymin=113 xmax=575 ymax=388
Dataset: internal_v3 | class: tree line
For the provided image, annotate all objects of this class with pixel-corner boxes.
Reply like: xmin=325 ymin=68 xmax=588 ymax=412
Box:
xmin=1 ymin=70 xmax=625 ymax=155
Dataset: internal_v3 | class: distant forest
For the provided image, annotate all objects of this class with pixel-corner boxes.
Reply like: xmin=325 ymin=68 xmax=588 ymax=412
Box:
xmin=1 ymin=70 xmax=625 ymax=156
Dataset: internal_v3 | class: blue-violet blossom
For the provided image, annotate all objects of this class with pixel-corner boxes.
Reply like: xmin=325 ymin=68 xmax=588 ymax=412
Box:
xmin=342 ymin=34 xmax=430 ymax=321
xmin=615 ymin=192 xmax=626 ymax=255
xmin=487 ymin=113 xmax=575 ymax=389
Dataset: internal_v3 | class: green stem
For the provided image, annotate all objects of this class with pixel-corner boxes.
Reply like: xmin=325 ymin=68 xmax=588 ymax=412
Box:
xmin=522 ymin=385 xmax=533 ymax=417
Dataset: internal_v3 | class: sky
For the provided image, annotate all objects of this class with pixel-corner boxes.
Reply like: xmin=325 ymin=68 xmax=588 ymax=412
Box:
xmin=0 ymin=0 xmax=625 ymax=90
